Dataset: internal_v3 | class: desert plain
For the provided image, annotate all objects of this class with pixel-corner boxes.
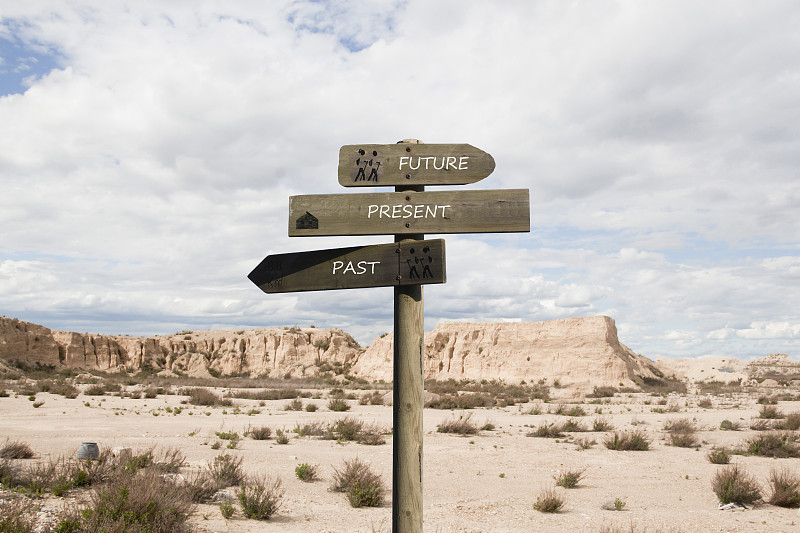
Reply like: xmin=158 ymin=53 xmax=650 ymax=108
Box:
xmin=2 ymin=371 xmax=800 ymax=533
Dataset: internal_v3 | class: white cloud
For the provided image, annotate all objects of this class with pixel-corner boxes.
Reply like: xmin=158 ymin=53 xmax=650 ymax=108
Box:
xmin=0 ymin=1 xmax=798 ymax=357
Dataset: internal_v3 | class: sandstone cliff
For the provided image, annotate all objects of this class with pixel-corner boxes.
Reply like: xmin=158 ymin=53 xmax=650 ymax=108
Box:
xmin=0 ymin=317 xmax=362 ymax=379
xmin=1 ymin=315 xmax=674 ymax=389
xmin=351 ymin=316 xmax=671 ymax=390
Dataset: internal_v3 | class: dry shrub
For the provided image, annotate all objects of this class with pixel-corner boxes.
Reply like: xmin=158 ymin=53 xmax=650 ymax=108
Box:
xmin=328 ymin=398 xmax=351 ymax=412
xmin=707 ymin=448 xmax=731 ymax=465
xmin=185 ymin=387 xmax=232 ymax=406
xmin=554 ymin=468 xmax=586 ymax=488
xmin=779 ymin=413 xmax=800 ymax=431
xmin=745 ymin=432 xmax=800 ymax=458
xmin=593 ymin=417 xmax=614 ymax=432
xmin=527 ymin=421 xmax=564 ymax=439
xmin=711 ymin=464 xmax=761 ymax=505
xmin=248 ymin=426 xmax=272 ymax=440
xmin=207 ymin=453 xmax=245 ymax=487
xmin=331 ymin=458 xmax=385 ymax=508
xmin=758 ymin=405 xmax=784 ymax=419
xmin=0 ymin=496 xmax=37 ymax=533
xmin=768 ymin=467 xmax=800 ymax=508
xmin=437 ymin=413 xmax=479 ymax=436
xmin=604 ymin=430 xmax=650 ymax=451
xmin=237 ymin=475 xmax=284 ymax=520
xmin=663 ymin=418 xmax=698 ymax=448
xmin=79 ymin=468 xmax=194 ymax=533
xmin=533 ymin=487 xmax=565 ymax=513
xmin=323 ymin=417 xmax=386 ymax=445
xmin=0 ymin=440 xmax=34 ymax=459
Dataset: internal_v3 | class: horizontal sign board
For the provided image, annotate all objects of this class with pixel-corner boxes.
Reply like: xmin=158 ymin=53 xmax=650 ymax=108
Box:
xmin=289 ymin=189 xmax=529 ymax=237
xmin=248 ymin=240 xmax=446 ymax=293
xmin=338 ymin=144 xmax=495 ymax=187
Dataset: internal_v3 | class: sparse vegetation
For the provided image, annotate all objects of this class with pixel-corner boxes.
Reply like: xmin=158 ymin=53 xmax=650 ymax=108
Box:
xmin=663 ymin=418 xmax=698 ymax=448
xmin=237 ymin=475 xmax=284 ymax=519
xmin=527 ymin=421 xmax=564 ymax=439
xmin=331 ymin=458 xmax=385 ymax=508
xmin=745 ymin=432 xmax=800 ymax=458
xmin=604 ymin=430 xmax=650 ymax=451
xmin=328 ymin=398 xmax=351 ymax=412
xmin=247 ymin=426 xmax=272 ymax=440
xmin=295 ymin=463 xmax=319 ymax=482
xmin=533 ymin=487 xmax=565 ymax=513
xmin=707 ymin=448 xmax=731 ymax=464
xmin=711 ymin=464 xmax=762 ymax=505
xmin=0 ymin=440 xmax=34 ymax=459
xmin=767 ymin=467 xmax=800 ymax=508
xmin=437 ymin=413 xmax=479 ymax=436
xmin=554 ymin=468 xmax=586 ymax=488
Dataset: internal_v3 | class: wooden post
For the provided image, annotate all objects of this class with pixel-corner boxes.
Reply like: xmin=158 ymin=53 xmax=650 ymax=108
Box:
xmin=393 ymin=139 xmax=424 ymax=533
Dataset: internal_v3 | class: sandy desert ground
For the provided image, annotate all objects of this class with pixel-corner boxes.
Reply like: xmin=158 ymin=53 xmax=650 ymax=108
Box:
xmin=2 ymin=379 xmax=800 ymax=533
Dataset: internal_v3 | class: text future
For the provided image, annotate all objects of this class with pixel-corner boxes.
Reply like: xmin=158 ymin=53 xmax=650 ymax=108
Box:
xmin=398 ymin=156 xmax=469 ymax=171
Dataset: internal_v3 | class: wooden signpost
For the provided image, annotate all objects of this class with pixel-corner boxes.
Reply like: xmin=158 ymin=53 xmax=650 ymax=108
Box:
xmin=289 ymin=189 xmax=530 ymax=237
xmin=338 ymin=143 xmax=495 ymax=187
xmin=249 ymin=139 xmax=529 ymax=533
xmin=248 ymin=239 xmax=446 ymax=293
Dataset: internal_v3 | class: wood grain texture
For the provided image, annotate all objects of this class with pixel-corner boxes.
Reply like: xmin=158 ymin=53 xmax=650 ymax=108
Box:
xmin=247 ymin=240 xmax=445 ymax=293
xmin=288 ymin=189 xmax=530 ymax=237
xmin=338 ymin=143 xmax=494 ymax=187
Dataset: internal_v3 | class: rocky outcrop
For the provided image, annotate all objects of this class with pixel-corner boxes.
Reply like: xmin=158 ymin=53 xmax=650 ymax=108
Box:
xmin=0 ymin=318 xmax=60 ymax=366
xmin=351 ymin=316 xmax=673 ymax=390
xmin=0 ymin=317 xmax=363 ymax=378
xmin=1 ymin=315 xmax=677 ymax=390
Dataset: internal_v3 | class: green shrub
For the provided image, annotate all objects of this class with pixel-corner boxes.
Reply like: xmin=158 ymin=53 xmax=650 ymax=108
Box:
xmin=712 ymin=464 xmax=761 ymax=505
xmin=331 ymin=458 xmax=385 ymax=508
xmin=305 ymin=403 xmax=318 ymax=412
xmin=604 ymin=430 xmax=650 ymax=451
xmin=562 ymin=419 xmax=587 ymax=432
xmin=285 ymin=398 xmax=303 ymax=411
xmin=768 ymin=467 xmax=800 ymax=508
xmin=759 ymin=405 xmax=784 ymax=419
xmin=707 ymin=448 xmax=731 ymax=464
xmin=720 ymin=419 xmax=739 ymax=431
xmin=0 ymin=497 xmax=37 ymax=533
xmin=220 ymin=500 xmax=235 ymax=519
xmin=592 ymin=417 xmax=614 ymax=432
xmin=554 ymin=468 xmax=585 ymax=488
xmin=664 ymin=418 xmax=698 ymax=448
xmin=207 ymin=453 xmax=245 ymax=487
xmin=328 ymin=398 xmax=351 ymax=412
xmin=237 ymin=475 xmax=284 ymax=520
xmin=295 ymin=463 xmax=319 ymax=482
xmin=746 ymin=432 xmax=800 ymax=458
xmin=79 ymin=468 xmax=194 ymax=533
xmin=533 ymin=487 xmax=565 ymax=513
xmin=248 ymin=426 xmax=272 ymax=440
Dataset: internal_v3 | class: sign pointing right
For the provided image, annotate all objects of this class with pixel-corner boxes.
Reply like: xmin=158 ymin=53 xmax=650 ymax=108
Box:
xmin=338 ymin=143 xmax=495 ymax=187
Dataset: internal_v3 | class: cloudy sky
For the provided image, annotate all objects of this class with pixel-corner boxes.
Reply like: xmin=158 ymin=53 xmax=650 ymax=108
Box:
xmin=1 ymin=1 xmax=798 ymax=361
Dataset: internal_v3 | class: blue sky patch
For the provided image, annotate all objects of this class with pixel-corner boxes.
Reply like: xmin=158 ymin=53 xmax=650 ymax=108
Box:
xmin=0 ymin=21 xmax=63 ymax=97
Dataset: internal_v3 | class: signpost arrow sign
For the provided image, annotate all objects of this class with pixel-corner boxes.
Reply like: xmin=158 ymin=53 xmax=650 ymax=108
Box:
xmin=289 ymin=189 xmax=530 ymax=237
xmin=248 ymin=239 xmax=446 ymax=293
xmin=338 ymin=143 xmax=495 ymax=187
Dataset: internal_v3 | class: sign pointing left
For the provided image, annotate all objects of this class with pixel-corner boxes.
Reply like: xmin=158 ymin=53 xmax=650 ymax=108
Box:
xmin=248 ymin=239 xmax=446 ymax=293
